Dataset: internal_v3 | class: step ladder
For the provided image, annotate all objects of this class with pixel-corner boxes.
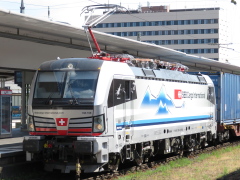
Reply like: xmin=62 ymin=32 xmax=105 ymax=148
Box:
xmin=126 ymin=144 xmax=131 ymax=160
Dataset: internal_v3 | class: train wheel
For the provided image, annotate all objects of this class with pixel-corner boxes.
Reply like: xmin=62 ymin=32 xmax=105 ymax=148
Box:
xmin=134 ymin=153 xmax=143 ymax=165
xmin=134 ymin=143 xmax=143 ymax=165
xmin=108 ymin=153 xmax=120 ymax=171
xmin=185 ymin=135 xmax=196 ymax=151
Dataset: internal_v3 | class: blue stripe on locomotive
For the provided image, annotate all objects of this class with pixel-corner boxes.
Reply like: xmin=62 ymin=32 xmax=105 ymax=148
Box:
xmin=116 ymin=115 xmax=211 ymax=130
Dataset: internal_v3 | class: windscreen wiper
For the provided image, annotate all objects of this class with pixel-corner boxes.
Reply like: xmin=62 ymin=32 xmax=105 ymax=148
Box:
xmin=45 ymin=92 xmax=55 ymax=105
xmin=56 ymin=72 xmax=65 ymax=95
xmin=67 ymin=82 xmax=79 ymax=105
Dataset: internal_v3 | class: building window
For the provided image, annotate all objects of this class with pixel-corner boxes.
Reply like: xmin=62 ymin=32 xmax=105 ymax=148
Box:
xmin=122 ymin=32 xmax=127 ymax=36
xmin=143 ymin=38 xmax=218 ymax=45
xmin=146 ymin=31 xmax=151 ymax=35
xmin=173 ymin=30 xmax=178 ymax=35
xmin=194 ymin=49 xmax=199 ymax=53
xmin=179 ymin=20 xmax=184 ymax=25
xmin=154 ymin=21 xmax=159 ymax=26
xmin=179 ymin=40 xmax=184 ymax=44
xmin=96 ymin=18 xmax=219 ymax=28
xmin=178 ymin=30 xmax=183 ymax=34
xmin=185 ymin=20 xmax=190 ymax=25
xmin=101 ymin=28 xmax=219 ymax=44
xmin=96 ymin=24 xmax=102 ymax=28
xmin=166 ymin=30 xmax=171 ymax=35
xmin=172 ymin=48 xmax=218 ymax=54
xmin=194 ymin=30 xmax=198 ymax=34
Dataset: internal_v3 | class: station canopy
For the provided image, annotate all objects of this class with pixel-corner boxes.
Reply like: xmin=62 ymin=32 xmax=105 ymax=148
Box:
xmin=0 ymin=8 xmax=240 ymax=77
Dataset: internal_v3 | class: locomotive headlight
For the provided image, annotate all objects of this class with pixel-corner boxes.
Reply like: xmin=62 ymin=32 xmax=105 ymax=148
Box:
xmin=93 ymin=115 xmax=105 ymax=133
xmin=27 ymin=115 xmax=35 ymax=131
xmin=95 ymin=123 xmax=102 ymax=130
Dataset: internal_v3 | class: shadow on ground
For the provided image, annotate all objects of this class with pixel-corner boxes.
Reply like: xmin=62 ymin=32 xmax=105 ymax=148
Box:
xmin=217 ymin=169 xmax=240 ymax=180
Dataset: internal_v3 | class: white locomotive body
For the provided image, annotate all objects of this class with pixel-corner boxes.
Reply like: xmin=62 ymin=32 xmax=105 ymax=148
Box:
xmin=23 ymin=58 xmax=216 ymax=173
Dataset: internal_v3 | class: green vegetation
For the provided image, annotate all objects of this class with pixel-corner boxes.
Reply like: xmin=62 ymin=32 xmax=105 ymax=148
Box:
xmin=2 ymin=144 xmax=240 ymax=180
xmin=116 ymin=144 xmax=240 ymax=180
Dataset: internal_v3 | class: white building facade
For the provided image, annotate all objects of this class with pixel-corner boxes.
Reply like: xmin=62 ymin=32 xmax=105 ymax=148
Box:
xmin=93 ymin=6 xmax=239 ymax=64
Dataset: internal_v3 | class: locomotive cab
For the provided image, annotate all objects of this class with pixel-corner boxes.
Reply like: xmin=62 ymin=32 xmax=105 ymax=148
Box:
xmin=23 ymin=58 xmax=121 ymax=173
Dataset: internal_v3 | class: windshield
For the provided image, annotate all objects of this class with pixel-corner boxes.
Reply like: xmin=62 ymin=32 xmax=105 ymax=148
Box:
xmin=63 ymin=71 xmax=98 ymax=99
xmin=34 ymin=71 xmax=99 ymax=99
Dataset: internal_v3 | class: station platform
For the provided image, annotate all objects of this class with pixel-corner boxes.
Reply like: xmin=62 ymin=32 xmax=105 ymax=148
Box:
xmin=0 ymin=128 xmax=29 ymax=163
xmin=0 ymin=127 xmax=40 ymax=179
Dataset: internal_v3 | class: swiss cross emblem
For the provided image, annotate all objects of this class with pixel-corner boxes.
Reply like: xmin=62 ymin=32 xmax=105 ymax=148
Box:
xmin=56 ymin=118 xmax=68 ymax=126
xmin=174 ymin=89 xmax=182 ymax=99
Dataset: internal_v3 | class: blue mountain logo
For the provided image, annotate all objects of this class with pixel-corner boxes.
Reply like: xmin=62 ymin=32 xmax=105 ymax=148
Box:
xmin=141 ymin=85 xmax=184 ymax=115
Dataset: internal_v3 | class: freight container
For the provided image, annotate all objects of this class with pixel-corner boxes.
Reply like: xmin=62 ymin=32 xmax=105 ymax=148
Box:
xmin=192 ymin=72 xmax=240 ymax=125
xmin=208 ymin=72 xmax=240 ymax=124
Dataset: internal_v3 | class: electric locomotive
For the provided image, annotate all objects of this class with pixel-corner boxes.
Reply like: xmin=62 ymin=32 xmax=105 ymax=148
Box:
xmin=23 ymin=56 xmax=217 ymax=174
xmin=23 ymin=4 xmax=217 ymax=175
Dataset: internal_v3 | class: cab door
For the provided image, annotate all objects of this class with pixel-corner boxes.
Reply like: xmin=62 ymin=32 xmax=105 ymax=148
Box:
xmin=123 ymin=79 xmax=133 ymax=143
xmin=112 ymin=75 xmax=135 ymax=143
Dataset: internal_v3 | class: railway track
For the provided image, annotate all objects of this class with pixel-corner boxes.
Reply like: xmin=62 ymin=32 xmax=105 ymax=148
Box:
xmin=81 ymin=138 xmax=240 ymax=180
xmin=1 ymin=138 xmax=239 ymax=180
